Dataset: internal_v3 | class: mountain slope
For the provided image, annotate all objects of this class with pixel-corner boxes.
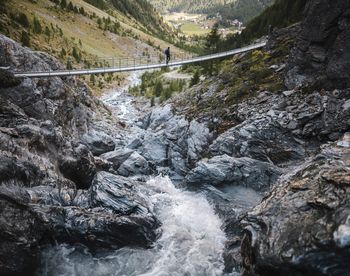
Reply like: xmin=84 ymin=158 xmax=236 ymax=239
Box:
xmin=148 ymin=0 xmax=274 ymax=24
xmin=83 ymin=0 xmax=174 ymax=39
xmin=0 ymin=0 xmax=186 ymax=90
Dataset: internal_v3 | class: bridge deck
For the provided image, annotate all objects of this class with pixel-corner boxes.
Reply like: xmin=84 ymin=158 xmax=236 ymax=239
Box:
xmin=13 ymin=42 xmax=266 ymax=78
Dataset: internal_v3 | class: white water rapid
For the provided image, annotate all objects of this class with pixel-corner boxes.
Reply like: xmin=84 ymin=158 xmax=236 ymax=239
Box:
xmin=37 ymin=72 xmax=231 ymax=276
xmin=38 ymin=176 xmax=227 ymax=276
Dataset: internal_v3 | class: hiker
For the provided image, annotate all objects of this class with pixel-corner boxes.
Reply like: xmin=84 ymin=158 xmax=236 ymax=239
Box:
xmin=165 ymin=47 xmax=170 ymax=65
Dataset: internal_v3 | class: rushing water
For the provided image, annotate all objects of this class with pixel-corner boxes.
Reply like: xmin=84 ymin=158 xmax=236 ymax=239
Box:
xmin=37 ymin=72 xmax=231 ymax=276
xmin=38 ymin=176 xmax=227 ymax=276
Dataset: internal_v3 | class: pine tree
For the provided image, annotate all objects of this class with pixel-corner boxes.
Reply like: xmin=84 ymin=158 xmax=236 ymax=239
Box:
xmin=72 ymin=47 xmax=80 ymax=62
xmin=67 ymin=1 xmax=74 ymax=11
xmin=33 ymin=17 xmax=42 ymax=34
xmin=90 ymin=74 xmax=95 ymax=85
xmin=17 ymin=13 xmax=30 ymax=28
xmin=60 ymin=0 xmax=67 ymax=9
xmin=60 ymin=48 xmax=66 ymax=57
xmin=44 ymin=26 xmax=51 ymax=38
xmin=190 ymin=70 xmax=200 ymax=87
xmin=97 ymin=18 xmax=102 ymax=29
xmin=66 ymin=59 xmax=73 ymax=70
xmin=20 ymin=31 xmax=30 ymax=47
xmin=154 ymin=80 xmax=163 ymax=97
xmin=79 ymin=7 xmax=85 ymax=15
xmin=205 ymin=23 xmax=220 ymax=54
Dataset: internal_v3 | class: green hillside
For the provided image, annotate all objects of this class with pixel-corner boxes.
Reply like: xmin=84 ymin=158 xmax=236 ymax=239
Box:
xmin=83 ymin=0 xmax=174 ymax=39
xmin=148 ymin=0 xmax=274 ymax=24
xmin=0 ymin=0 xmax=186 ymax=92
xmin=225 ymin=0 xmax=306 ymax=47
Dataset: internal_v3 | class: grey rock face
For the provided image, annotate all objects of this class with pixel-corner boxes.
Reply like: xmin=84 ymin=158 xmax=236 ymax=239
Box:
xmin=58 ymin=144 xmax=96 ymax=189
xmin=0 ymin=172 xmax=160 ymax=275
xmin=117 ymin=151 xmax=151 ymax=177
xmin=210 ymin=116 xmax=306 ymax=165
xmin=89 ymin=172 xmax=150 ymax=215
xmin=135 ymin=104 xmax=212 ymax=175
xmin=100 ymin=148 xmax=134 ymax=170
xmin=0 ymin=34 xmax=140 ymax=274
xmin=240 ymin=135 xmax=350 ymax=275
xmin=285 ymin=0 xmax=350 ymax=89
xmin=81 ymin=130 xmax=115 ymax=156
xmin=186 ymin=155 xmax=281 ymax=191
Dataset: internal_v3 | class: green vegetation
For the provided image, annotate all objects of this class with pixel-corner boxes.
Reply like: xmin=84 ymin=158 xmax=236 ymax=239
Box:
xmin=129 ymin=69 xmax=187 ymax=103
xmin=180 ymin=22 xmax=210 ymax=36
xmin=83 ymin=0 xmax=174 ymax=40
xmin=190 ymin=70 xmax=200 ymax=87
xmin=33 ymin=17 xmax=42 ymax=34
xmin=149 ymin=0 xmax=273 ymax=24
xmin=0 ymin=0 xmax=188 ymax=94
xmin=224 ymin=0 xmax=306 ymax=48
xmin=20 ymin=31 xmax=30 ymax=47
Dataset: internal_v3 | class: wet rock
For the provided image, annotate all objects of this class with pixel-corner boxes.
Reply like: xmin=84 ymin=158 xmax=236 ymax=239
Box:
xmin=90 ymin=172 xmax=150 ymax=215
xmin=240 ymin=138 xmax=350 ymax=275
xmin=100 ymin=148 xmax=134 ymax=170
xmin=81 ymin=129 xmax=115 ymax=156
xmin=186 ymin=154 xmax=281 ymax=191
xmin=117 ymin=152 xmax=151 ymax=177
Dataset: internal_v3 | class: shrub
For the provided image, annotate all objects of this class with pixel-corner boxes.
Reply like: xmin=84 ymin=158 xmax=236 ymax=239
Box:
xmin=20 ymin=31 xmax=30 ymax=47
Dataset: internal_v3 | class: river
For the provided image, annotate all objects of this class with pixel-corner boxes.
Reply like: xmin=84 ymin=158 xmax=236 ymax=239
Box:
xmin=37 ymin=72 xmax=235 ymax=276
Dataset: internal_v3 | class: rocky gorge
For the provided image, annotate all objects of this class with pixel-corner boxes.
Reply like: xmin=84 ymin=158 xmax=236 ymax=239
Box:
xmin=0 ymin=0 xmax=350 ymax=275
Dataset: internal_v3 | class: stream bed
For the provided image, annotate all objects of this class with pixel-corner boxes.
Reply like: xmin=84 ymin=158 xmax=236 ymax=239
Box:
xmin=37 ymin=72 xmax=257 ymax=276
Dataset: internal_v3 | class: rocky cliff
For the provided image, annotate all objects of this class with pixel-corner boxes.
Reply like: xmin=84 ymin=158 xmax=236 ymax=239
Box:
xmin=0 ymin=0 xmax=349 ymax=274
xmin=0 ymin=35 xmax=159 ymax=275
xmin=285 ymin=0 xmax=350 ymax=90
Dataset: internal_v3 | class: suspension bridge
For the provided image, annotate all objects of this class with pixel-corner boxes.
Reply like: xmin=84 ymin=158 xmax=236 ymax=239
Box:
xmin=13 ymin=41 xmax=266 ymax=78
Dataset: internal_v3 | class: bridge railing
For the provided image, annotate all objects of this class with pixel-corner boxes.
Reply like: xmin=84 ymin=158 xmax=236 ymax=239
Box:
xmin=13 ymin=41 xmax=266 ymax=77
xmin=64 ymin=53 xmax=197 ymax=71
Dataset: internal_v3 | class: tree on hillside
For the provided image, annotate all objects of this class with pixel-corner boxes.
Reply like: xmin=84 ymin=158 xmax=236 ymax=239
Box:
xmin=79 ymin=7 xmax=86 ymax=15
xmin=33 ymin=16 xmax=42 ymax=34
xmin=60 ymin=48 xmax=66 ymax=57
xmin=44 ymin=26 xmax=51 ymax=40
xmin=190 ymin=70 xmax=200 ymax=87
xmin=72 ymin=47 xmax=80 ymax=62
xmin=154 ymin=80 xmax=163 ymax=97
xmin=17 ymin=13 xmax=30 ymax=28
xmin=66 ymin=59 xmax=73 ymax=70
xmin=67 ymin=1 xmax=74 ymax=11
xmin=205 ymin=23 xmax=221 ymax=54
xmin=97 ymin=18 xmax=102 ymax=29
xmin=20 ymin=31 xmax=30 ymax=47
xmin=203 ymin=24 xmax=221 ymax=75
xmin=60 ymin=0 xmax=67 ymax=9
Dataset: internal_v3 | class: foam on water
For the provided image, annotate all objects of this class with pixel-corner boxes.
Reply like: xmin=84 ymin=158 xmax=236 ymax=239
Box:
xmin=38 ymin=176 xmax=227 ymax=276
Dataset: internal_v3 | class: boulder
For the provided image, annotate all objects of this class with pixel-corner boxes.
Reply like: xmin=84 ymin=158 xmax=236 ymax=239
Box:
xmin=240 ymin=137 xmax=350 ymax=275
xmin=185 ymin=154 xmax=281 ymax=191
xmin=210 ymin=116 xmax=306 ymax=165
xmin=117 ymin=152 xmax=150 ymax=177
xmin=100 ymin=148 xmax=134 ymax=170
xmin=81 ymin=129 xmax=115 ymax=156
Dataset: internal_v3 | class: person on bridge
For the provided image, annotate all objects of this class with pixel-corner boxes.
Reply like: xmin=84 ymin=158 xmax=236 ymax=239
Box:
xmin=165 ymin=47 xmax=171 ymax=65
